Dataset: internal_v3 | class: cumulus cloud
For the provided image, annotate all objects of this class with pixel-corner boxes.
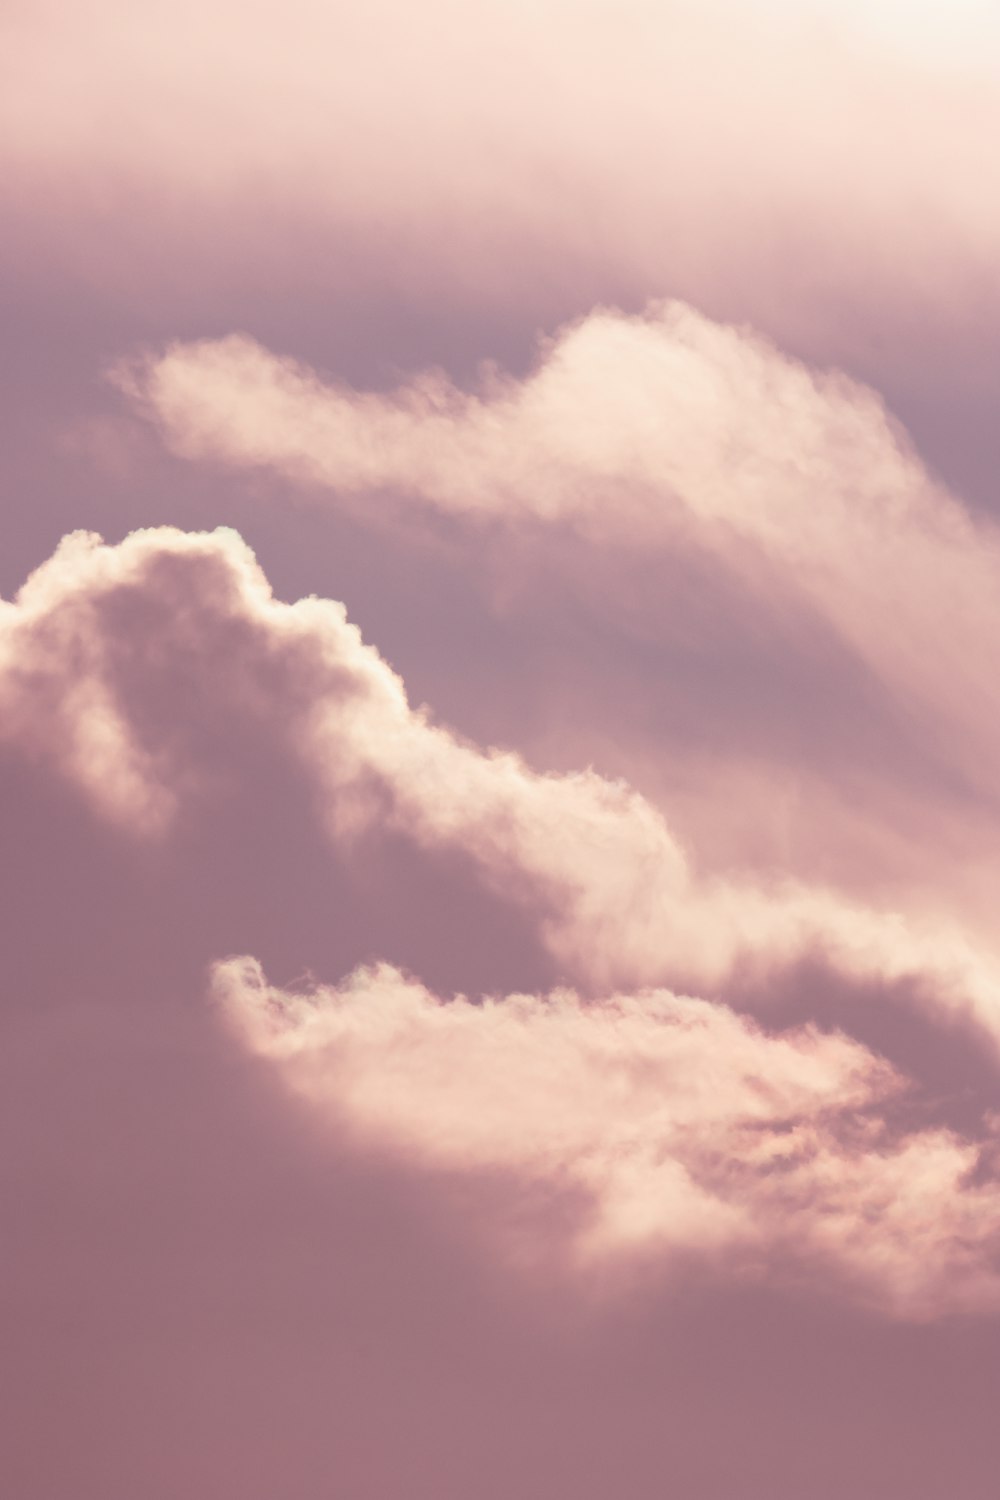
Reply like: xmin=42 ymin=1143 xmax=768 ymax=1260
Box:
xmin=215 ymin=954 xmax=1000 ymax=1317
xmin=5 ymin=525 xmax=1000 ymax=1055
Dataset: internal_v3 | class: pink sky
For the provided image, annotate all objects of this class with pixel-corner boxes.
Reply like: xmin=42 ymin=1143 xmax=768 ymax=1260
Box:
xmin=3 ymin=4 xmax=1000 ymax=1496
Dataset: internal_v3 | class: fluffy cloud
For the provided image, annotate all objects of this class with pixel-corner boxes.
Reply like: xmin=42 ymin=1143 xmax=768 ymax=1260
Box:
xmin=216 ymin=954 xmax=1000 ymax=1317
xmin=5 ymin=525 xmax=1000 ymax=1051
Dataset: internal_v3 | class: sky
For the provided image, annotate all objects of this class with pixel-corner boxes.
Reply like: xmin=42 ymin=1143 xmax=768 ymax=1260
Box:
xmin=3 ymin=3 xmax=1000 ymax=1495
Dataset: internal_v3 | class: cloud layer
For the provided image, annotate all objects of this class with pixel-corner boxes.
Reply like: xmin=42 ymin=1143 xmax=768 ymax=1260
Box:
xmin=6 ymin=6 xmax=1000 ymax=1489
xmin=6 ymin=0 xmax=1000 ymax=361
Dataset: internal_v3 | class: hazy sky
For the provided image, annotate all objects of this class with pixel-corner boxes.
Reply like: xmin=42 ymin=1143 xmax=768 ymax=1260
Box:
xmin=4 ymin=5 xmax=1000 ymax=1496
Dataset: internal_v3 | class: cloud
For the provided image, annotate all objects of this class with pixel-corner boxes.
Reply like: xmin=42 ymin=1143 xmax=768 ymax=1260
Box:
xmin=0 ymin=542 xmax=175 ymax=836
xmin=5 ymin=0 xmax=998 ymax=347
xmin=6 ymin=1 xmax=1000 ymax=1485
xmin=5 ymin=526 xmax=1000 ymax=1500
xmin=117 ymin=306 xmax=932 ymax=534
xmin=116 ymin=307 xmax=1000 ymax=913
xmin=5 ymin=525 xmax=1000 ymax=1055
xmin=119 ymin=307 xmax=999 ymax=767
xmin=215 ymin=954 xmax=1000 ymax=1317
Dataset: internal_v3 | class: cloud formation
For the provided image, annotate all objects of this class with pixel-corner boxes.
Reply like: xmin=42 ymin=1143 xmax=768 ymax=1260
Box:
xmin=6 ymin=524 xmax=1000 ymax=1048
xmin=4 ymin=519 xmax=1000 ymax=1323
xmin=216 ymin=954 xmax=1000 ymax=1317
xmin=6 ymin=2 xmax=1000 ymax=1491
